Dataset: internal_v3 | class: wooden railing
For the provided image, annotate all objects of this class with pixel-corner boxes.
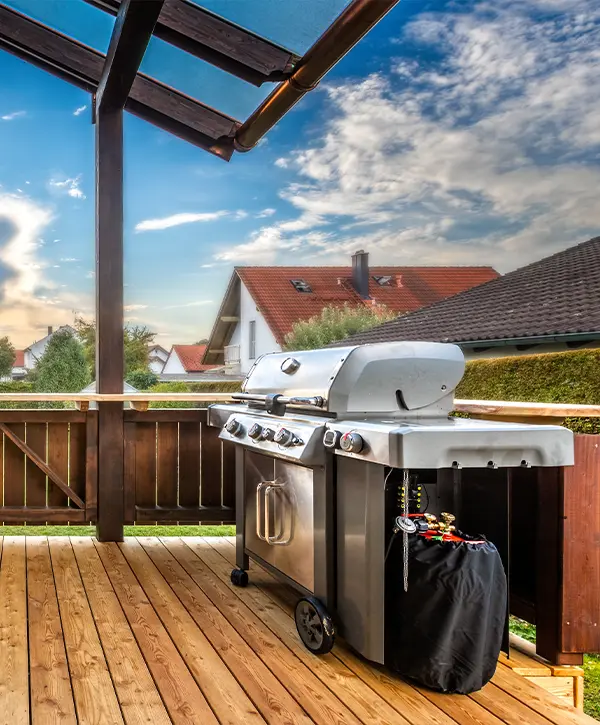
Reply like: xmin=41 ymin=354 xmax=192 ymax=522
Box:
xmin=0 ymin=393 xmax=236 ymax=526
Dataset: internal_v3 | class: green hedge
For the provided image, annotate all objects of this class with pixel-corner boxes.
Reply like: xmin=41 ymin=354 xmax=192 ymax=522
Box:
xmin=146 ymin=380 xmax=242 ymax=408
xmin=0 ymin=381 xmax=41 ymax=409
xmin=456 ymin=349 xmax=600 ymax=433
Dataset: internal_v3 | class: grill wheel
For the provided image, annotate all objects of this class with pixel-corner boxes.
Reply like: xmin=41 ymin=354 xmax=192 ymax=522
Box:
xmin=294 ymin=596 xmax=335 ymax=655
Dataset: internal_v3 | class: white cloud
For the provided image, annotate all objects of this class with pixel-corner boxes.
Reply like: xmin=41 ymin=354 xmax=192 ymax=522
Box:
xmin=275 ymin=157 xmax=289 ymax=169
xmin=165 ymin=300 xmax=214 ymax=309
xmin=218 ymin=0 xmax=600 ymax=271
xmin=0 ymin=194 xmax=85 ymax=346
xmin=73 ymin=105 xmax=88 ymax=117
xmin=135 ymin=211 xmax=228 ymax=232
xmin=49 ymin=176 xmax=86 ymax=200
xmin=1 ymin=111 xmax=26 ymax=121
xmin=257 ymin=208 xmax=276 ymax=218
xmin=59 ymin=257 xmax=79 ymax=263
xmin=124 ymin=304 xmax=148 ymax=311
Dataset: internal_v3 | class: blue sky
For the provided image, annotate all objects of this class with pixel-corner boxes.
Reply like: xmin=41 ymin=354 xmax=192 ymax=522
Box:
xmin=0 ymin=0 xmax=598 ymax=348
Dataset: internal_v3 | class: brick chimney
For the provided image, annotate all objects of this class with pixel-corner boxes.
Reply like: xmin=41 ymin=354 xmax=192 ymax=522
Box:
xmin=47 ymin=326 xmax=53 ymax=336
xmin=351 ymin=250 xmax=370 ymax=299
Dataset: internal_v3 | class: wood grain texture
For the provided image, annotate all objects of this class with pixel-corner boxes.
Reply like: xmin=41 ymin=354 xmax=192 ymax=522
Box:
xmin=85 ymin=411 xmax=98 ymax=522
xmin=561 ymin=435 xmax=600 ymax=654
xmin=47 ymin=423 xmax=69 ymax=508
xmin=134 ymin=423 xmax=157 ymax=510
xmin=139 ymin=537 xmax=313 ymax=725
xmin=3 ymin=424 xmax=26 ymax=507
xmin=200 ymin=423 xmax=222 ymax=508
xmin=0 ymin=537 xmax=28 ymax=725
xmin=93 ymin=540 xmax=218 ymax=725
xmin=26 ymin=537 xmax=77 ymax=725
xmin=0 ymin=424 xmax=84 ymax=509
xmin=157 ymin=422 xmax=178 ymax=507
xmin=71 ymin=538 xmax=171 ymax=725
xmin=174 ymin=538 xmax=369 ymax=725
xmin=49 ymin=538 xmax=124 ymax=725
xmin=69 ymin=422 xmax=87 ymax=507
xmin=178 ymin=422 xmax=201 ymax=508
xmin=119 ymin=539 xmax=266 ymax=725
xmin=25 ymin=423 xmax=47 ymax=508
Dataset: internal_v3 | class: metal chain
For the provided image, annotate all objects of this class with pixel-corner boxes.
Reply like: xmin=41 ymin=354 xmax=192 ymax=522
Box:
xmin=403 ymin=468 xmax=409 ymax=592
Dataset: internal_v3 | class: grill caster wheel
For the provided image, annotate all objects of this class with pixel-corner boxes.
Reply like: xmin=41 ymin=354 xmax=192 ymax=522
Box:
xmin=294 ymin=596 xmax=335 ymax=655
xmin=230 ymin=569 xmax=248 ymax=587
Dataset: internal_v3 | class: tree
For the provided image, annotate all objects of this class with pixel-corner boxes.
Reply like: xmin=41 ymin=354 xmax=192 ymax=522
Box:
xmin=74 ymin=317 xmax=155 ymax=378
xmin=0 ymin=337 xmax=15 ymax=379
xmin=283 ymin=304 xmax=396 ymax=351
xmin=35 ymin=329 xmax=90 ymax=393
xmin=195 ymin=338 xmax=209 ymax=345
xmin=126 ymin=368 xmax=159 ymax=390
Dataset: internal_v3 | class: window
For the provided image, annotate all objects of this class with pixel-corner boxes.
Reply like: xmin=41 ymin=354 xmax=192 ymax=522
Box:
xmin=373 ymin=275 xmax=393 ymax=286
xmin=290 ymin=279 xmax=313 ymax=293
xmin=248 ymin=320 xmax=256 ymax=359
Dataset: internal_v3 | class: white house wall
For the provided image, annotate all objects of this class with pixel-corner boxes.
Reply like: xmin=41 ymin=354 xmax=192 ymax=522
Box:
xmin=236 ymin=281 xmax=281 ymax=374
xmin=162 ymin=351 xmax=186 ymax=374
xmin=149 ymin=358 xmax=165 ymax=374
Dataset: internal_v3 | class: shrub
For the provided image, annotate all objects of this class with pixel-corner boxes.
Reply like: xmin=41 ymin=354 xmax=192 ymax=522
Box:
xmin=126 ymin=369 xmax=159 ymax=390
xmin=0 ymin=381 xmax=36 ymax=409
xmin=284 ymin=304 xmax=395 ymax=351
xmin=146 ymin=380 xmax=241 ymax=408
xmin=456 ymin=349 xmax=600 ymax=433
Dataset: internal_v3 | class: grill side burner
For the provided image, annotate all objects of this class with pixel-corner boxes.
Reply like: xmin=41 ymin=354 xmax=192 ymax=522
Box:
xmin=208 ymin=341 xmax=574 ymax=669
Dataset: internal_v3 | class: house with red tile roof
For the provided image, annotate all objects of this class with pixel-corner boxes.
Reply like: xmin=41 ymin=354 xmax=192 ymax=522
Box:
xmin=10 ymin=349 xmax=27 ymax=381
xmin=162 ymin=344 xmax=220 ymax=376
xmin=203 ymin=251 xmax=499 ymax=374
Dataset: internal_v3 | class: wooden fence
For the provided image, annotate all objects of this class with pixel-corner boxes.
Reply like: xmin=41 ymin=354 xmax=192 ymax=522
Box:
xmin=0 ymin=395 xmax=236 ymax=527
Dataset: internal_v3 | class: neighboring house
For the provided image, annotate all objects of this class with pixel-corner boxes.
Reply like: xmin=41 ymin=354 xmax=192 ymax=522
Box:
xmin=337 ymin=236 xmax=600 ymax=359
xmin=148 ymin=344 xmax=169 ymax=375
xmin=24 ymin=325 xmax=77 ymax=370
xmin=162 ymin=344 xmax=219 ymax=376
xmin=203 ymin=250 xmax=499 ymax=374
xmin=11 ymin=350 xmax=27 ymax=380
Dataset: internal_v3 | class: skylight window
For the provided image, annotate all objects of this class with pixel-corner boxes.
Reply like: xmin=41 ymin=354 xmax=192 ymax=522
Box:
xmin=373 ymin=275 xmax=393 ymax=286
xmin=290 ymin=279 xmax=313 ymax=293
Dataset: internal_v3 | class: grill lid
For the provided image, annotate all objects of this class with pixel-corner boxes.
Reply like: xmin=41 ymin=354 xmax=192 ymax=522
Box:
xmin=241 ymin=341 xmax=465 ymax=418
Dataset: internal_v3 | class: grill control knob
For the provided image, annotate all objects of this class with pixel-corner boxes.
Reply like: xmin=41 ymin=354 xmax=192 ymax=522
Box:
xmin=323 ymin=430 xmax=341 ymax=449
xmin=274 ymin=428 xmax=295 ymax=447
xmin=225 ymin=418 xmax=244 ymax=437
xmin=248 ymin=423 xmax=263 ymax=440
xmin=340 ymin=432 xmax=364 ymax=454
xmin=259 ymin=428 xmax=275 ymax=441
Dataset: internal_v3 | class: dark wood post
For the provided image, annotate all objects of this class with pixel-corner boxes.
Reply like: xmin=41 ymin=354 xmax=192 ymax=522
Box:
xmin=95 ymin=108 xmax=125 ymax=541
xmin=94 ymin=0 xmax=165 ymax=541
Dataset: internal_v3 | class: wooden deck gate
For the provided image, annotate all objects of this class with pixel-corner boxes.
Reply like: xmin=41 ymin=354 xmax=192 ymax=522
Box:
xmin=0 ymin=410 xmax=97 ymax=524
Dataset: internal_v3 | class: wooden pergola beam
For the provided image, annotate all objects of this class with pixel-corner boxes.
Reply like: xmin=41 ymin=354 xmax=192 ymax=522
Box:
xmin=86 ymin=0 xmax=298 ymax=86
xmin=95 ymin=0 xmax=164 ymax=114
xmin=0 ymin=3 xmax=240 ymax=159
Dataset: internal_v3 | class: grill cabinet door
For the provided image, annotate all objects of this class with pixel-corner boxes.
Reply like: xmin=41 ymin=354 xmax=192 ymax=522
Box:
xmin=244 ymin=451 xmax=315 ymax=592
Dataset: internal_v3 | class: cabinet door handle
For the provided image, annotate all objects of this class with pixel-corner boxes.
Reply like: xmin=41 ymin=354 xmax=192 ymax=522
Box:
xmin=256 ymin=481 xmax=269 ymax=540
xmin=265 ymin=483 xmax=291 ymax=545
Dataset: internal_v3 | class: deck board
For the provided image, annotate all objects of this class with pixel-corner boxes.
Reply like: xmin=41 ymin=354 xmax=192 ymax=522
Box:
xmin=0 ymin=535 xmax=595 ymax=725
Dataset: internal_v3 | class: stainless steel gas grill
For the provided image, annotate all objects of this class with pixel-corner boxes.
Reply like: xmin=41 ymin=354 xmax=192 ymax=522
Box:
xmin=208 ymin=341 xmax=574 ymax=665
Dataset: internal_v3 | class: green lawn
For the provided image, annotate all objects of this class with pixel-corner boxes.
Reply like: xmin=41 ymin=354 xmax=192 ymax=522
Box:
xmin=510 ymin=616 xmax=600 ymax=720
xmin=0 ymin=524 xmax=235 ymax=537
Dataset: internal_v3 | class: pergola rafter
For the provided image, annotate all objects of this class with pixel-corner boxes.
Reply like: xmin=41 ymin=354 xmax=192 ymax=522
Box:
xmin=0 ymin=0 xmax=400 ymax=540
xmin=85 ymin=0 xmax=299 ymax=86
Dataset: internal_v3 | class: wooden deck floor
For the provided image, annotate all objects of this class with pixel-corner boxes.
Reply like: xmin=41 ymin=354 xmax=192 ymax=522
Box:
xmin=0 ymin=536 xmax=594 ymax=725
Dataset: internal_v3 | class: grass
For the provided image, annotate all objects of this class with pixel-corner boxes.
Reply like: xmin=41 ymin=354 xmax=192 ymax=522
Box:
xmin=510 ymin=616 xmax=600 ymax=720
xmin=0 ymin=524 xmax=236 ymax=537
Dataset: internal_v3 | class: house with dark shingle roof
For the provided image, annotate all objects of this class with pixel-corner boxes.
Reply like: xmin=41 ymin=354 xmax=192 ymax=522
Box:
xmin=203 ymin=251 xmax=498 ymax=373
xmin=337 ymin=237 xmax=600 ymax=359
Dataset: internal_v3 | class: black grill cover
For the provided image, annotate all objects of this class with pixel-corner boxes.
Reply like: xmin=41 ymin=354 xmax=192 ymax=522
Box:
xmin=386 ymin=534 xmax=507 ymax=694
